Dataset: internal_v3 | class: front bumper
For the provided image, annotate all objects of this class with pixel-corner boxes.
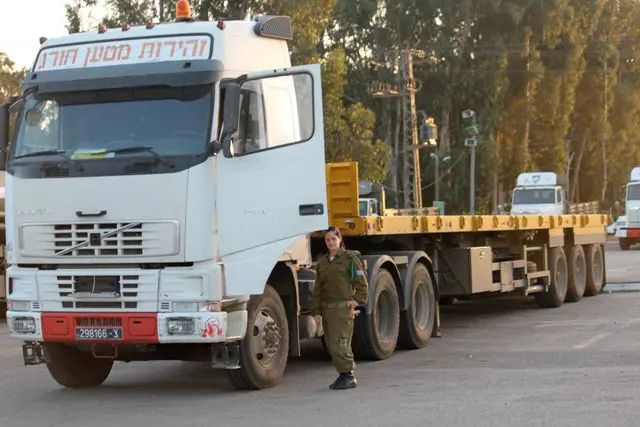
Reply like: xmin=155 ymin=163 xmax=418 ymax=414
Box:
xmin=615 ymin=228 xmax=640 ymax=239
xmin=6 ymin=310 xmax=248 ymax=344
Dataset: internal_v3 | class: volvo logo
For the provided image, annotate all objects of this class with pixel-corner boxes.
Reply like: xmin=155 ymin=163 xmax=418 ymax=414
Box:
xmin=16 ymin=208 xmax=52 ymax=216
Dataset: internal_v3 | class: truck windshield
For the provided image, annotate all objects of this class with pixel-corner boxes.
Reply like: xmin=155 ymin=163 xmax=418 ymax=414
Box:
xmin=10 ymin=84 xmax=212 ymax=172
xmin=513 ymin=188 xmax=556 ymax=205
xmin=627 ymin=184 xmax=640 ymax=201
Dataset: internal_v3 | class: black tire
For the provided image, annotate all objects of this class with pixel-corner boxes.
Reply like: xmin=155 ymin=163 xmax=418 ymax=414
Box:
xmin=43 ymin=343 xmax=113 ymax=388
xmin=619 ymin=238 xmax=631 ymax=251
xmin=227 ymin=284 xmax=289 ymax=390
xmin=584 ymin=244 xmax=605 ymax=297
xmin=566 ymin=245 xmax=586 ymax=303
xmin=352 ymin=269 xmax=400 ymax=360
xmin=535 ymin=247 xmax=568 ymax=308
xmin=398 ymin=263 xmax=436 ymax=350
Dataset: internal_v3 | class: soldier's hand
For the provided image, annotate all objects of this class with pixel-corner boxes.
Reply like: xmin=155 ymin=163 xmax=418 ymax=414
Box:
xmin=314 ymin=315 xmax=322 ymax=326
xmin=347 ymin=300 xmax=358 ymax=309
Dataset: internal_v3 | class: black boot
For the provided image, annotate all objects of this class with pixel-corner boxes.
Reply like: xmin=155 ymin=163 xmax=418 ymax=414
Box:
xmin=329 ymin=374 xmax=343 ymax=390
xmin=332 ymin=372 xmax=357 ymax=390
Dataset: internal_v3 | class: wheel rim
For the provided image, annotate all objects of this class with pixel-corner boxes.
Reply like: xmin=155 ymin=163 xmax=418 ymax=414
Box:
xmin=251 ymin=307 xmax=281 ymax=368
xmin=413 ymin=281 xmax=431 ymax=330
xmin=375 ymin=288 xmax=397 ymax=341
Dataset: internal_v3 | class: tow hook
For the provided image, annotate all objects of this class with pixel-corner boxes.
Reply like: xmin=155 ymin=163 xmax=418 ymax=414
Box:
xmin=91 ymin=343 xmax=119 ymax=359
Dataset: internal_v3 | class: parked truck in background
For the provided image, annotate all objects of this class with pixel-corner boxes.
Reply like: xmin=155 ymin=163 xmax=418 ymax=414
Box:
xmin=0 ymin=1 xmax=610 ymax=391
xmin=615 ymin=167 xmax=640 ymax=250
xmin=510 ymin=172 xmax=600 ymax=216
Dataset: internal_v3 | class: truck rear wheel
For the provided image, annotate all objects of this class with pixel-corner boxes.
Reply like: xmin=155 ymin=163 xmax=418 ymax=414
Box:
xmin=535 ymin=247 xmax=568 ymax=308
xmin=566 ymin=245 xmax=586 ymax=303
xmin=227 ymin=284 xmax=289 ymax=390
xmin=584 ymin=244 xmax=605 ymax=296
xmin=352 ymin=269 xmax=400 ymax=360
xmin=398 ymin=263 xmax=435 ymax=350
xmin=43 ymin=343 xmax=113 ymax=388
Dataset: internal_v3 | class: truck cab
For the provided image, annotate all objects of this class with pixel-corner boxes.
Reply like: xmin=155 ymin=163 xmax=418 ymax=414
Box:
xmin=510 ymin=172 xmax=567 ymax=215
xmin=0 ymin=3 xmax=328 ymax=391
xmin=615 ymin=167 xmax=640 ymax=250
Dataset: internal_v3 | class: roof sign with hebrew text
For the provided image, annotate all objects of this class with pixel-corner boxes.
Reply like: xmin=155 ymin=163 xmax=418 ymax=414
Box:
xmin=34 ymin=34 xmax=213 ymax=71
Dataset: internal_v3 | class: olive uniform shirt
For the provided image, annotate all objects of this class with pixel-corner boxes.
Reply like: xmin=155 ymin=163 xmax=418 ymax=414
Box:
xmin=311 ymin=248 xmax=368 ymax=316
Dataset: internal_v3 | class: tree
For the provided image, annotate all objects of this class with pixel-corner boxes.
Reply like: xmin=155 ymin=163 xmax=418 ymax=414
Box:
xmin=0 ymin=53 xmax=27 ymax=103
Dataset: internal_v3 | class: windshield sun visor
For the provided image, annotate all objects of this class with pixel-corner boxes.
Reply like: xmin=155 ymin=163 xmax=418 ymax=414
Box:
xmin=22 ymin=59 xmax=224 ymax=94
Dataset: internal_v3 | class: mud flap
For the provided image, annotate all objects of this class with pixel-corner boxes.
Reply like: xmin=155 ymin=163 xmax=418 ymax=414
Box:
xmin=22 ymin=341 xmax=45 ymax=366
xmin=211 ymin=342 xmax=241 ymax=369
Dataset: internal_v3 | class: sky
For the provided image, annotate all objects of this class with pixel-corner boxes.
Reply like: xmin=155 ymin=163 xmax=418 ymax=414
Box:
xmin=0 ymin=0 xmax=100 ymax=70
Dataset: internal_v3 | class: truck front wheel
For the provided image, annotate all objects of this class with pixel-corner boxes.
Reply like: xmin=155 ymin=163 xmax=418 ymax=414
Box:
xmin=619 ymin=238 xmax=631 ymax=251
xmin=43 ymin=343 xmax=113 ymax=388
xmin=227 ymin=284 xmax=289 ymax=390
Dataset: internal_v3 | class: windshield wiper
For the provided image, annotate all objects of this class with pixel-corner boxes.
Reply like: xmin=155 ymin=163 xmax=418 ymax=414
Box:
xmin=106 ymin=146 xmax=167 ymax=163
xmin=14 ymin=150 xmax=72 ymax=160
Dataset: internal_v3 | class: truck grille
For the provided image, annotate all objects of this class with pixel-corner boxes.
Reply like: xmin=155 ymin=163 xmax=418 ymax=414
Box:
xmin=55 ymin=223 xmax=143 ymax=256
xmin=75 ymin=317 xmax=123 ymax=327
xmin=58 ymin=275 xmax=140 ymax=310
xmin=20 ymin=221 xmax=179 ymax=258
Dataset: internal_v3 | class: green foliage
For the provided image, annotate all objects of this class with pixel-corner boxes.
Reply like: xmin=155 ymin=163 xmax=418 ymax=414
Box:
xmin=0 ymin=53 xmax=27 ymax=103
xmin=61 ymin=0 xmax=640 ymax=212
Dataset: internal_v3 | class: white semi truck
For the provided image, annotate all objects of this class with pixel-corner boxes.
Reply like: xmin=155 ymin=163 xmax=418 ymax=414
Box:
xmin=1 ymin=2 xmax=610 ymax=391
xmin=510 ymin=172 xmax=600 ymax=216
xmin=615 ymin=167 xmax=640 ymax=250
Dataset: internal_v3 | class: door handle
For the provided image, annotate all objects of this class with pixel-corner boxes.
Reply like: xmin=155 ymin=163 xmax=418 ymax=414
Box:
xmin=299 ymin=204 xmax=324 ymax=216
xmin=76 ymin=210 xmax=107 ymax=218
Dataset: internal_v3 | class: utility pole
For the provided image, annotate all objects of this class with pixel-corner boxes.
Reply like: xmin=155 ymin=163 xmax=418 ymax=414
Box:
xmin=159 ymin=0 xmax=165 ymax=22
xmin=368 ymin=48 xmax=425 ymax=210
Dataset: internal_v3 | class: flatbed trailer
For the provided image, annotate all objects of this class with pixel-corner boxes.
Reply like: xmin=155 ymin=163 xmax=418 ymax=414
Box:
xmin=298 ymin=162 xmax=609 ymax=360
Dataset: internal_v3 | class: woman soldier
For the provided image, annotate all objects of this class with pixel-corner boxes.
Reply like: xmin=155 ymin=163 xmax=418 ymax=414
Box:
xmin=311 ymin=226 xmax=368 ymax=390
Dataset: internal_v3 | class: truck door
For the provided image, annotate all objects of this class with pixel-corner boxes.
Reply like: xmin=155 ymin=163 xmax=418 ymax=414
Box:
xmin=215 ymin=64 xmax=328 ymax=296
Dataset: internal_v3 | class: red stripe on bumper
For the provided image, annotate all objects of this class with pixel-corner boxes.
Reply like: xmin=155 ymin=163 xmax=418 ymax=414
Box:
xmin=627 ymin=229 xmax=640 ymax=238
xmin=41 ymin=312 xmax=159 ymax=344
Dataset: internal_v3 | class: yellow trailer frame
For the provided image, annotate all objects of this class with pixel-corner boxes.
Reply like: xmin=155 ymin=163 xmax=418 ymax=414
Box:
xmin=324 ymin=162 xmax=610 ymax=241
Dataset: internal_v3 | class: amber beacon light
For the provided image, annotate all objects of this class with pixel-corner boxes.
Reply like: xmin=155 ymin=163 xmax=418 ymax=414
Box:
xmin=176 ymin=0 xmax=193 ymax=22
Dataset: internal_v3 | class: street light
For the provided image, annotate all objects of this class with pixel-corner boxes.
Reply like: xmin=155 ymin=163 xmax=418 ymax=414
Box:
xmin=461 ymin=109 xmax=479 ymax=215
xmin=430 ymin=153 xmax=450 ymax=204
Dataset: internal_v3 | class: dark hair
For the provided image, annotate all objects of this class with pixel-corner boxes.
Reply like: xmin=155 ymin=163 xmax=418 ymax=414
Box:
xmin=325 ymin=226 xmax=346 ymax=249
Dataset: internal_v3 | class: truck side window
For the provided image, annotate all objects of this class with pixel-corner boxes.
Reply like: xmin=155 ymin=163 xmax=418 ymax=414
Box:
xmin=231 ymin=72 xmax=314 ymax=155
xmin=232 ymin=83 xmax=267 ymax=155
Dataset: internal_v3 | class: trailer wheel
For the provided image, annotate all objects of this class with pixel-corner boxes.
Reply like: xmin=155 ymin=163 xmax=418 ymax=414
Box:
xmin=619 ymin=238 xmax=631 ymax=251
xmin=398 ymin=263 xmax=436 ymax=350
xmin=566 ymin=245 xmax=586 ymax=303
xmin=353 ymin=269 xmax=400 ymax=360
xmin=584 ymin=244 xmax=605 ymax=297
xmin=227 ymin=284 xmax=289 ymax=390
xmin=43 ymin=343 xmax=113 ymax=388
xmin=535 ymin=247 xmax=568 ymax=308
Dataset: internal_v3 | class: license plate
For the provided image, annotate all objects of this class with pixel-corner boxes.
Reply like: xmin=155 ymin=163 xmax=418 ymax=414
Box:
xmin=75 ymin=327 xmax=123 ymax=340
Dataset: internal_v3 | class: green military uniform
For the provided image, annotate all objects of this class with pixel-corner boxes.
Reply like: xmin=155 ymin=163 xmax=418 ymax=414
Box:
xmin=312 ymin=248 xmax=368 ymax=375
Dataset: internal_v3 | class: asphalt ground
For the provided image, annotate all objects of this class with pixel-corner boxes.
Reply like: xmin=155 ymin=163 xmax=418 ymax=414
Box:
xmin=1 ymin=241 xmax=639 ymax=427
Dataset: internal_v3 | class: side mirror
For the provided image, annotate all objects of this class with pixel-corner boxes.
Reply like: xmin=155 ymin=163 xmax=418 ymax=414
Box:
xmin=218 ymin=83 xmax=241 ymax=159
xmin=0 ymin=102 xmax=9 ymax=170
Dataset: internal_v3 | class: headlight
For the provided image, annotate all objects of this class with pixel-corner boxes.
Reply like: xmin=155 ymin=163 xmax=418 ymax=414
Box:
xmin=12 ymin=317 xmax=37 ymax=334
xmin=167 ymin=317 xmax=195 ymax=335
